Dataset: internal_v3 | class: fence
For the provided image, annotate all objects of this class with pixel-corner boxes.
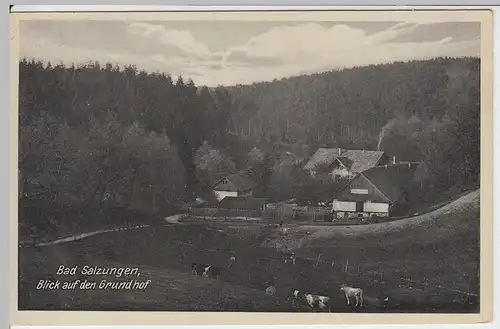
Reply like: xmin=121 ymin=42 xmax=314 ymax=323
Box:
xmin=262 ymin=205 xmax=335 ymax=223
xmin=189 ymin=207 xmax=263 ymax=219
xmin=297 ymin=254 xmax=479 ymax=303
xmin=171 ymin=237 xmax=479 ymax=304
xmin=190 ymin=205 xmax=396 ymax=225
xmin=189 ymin=205 xmax=332 ymax=222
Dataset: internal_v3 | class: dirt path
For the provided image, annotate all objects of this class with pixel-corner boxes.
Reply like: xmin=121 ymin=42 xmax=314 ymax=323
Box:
xmin=28 ymin=224 xmax=151 ymax=247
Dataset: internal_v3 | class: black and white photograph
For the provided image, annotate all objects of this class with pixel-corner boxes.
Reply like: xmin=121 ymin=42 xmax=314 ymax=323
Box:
xmin=12 ymin=9 xmax=493 ymax=324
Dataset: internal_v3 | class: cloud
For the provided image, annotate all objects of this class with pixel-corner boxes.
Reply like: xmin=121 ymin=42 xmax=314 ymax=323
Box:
xmin=225 ymin=22 xmax=478 ymax=73
xmin=20 ymin=21 xmax=480 ymax=87
xmin=127 ymin=23 xmax=215 ymax=60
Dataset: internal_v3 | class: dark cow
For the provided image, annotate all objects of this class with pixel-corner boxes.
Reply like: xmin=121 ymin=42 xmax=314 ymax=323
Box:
xmin=191 ymin=262 xmax=208 ymax=276
xmin=202 ymin=265 xmax=222 ymax=280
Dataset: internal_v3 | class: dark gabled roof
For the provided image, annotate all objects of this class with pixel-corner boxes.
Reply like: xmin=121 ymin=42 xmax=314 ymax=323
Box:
xmin=303 ymin=148 xmax=342 ymax=170
xmin=303 ymin=148 xmax=385 ymax=173
xmin=218 ymin=196 xmax=268 ymax=210
xmin=210 ymin=168 xmax=259 ymax=192
xmin=412 ymin=162 xmax=429 ymax=182
xmin=361 ymin=162 xmax=422 ymax=203
xmin=340 ymin=150 xmax=386 ymax=173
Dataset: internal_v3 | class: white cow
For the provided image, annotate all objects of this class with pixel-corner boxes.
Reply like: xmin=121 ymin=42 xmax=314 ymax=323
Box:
xmin=340 ymin=284 xmax=364 ymax=308
xmin=265 ymin=285 xmax=277 ymax=296
xmin=228 ymin=255 xmax=236 ymax=268
xmin=201 ymin=265 xmax=221 ymax=280
xmin=291 ymin=289 xmax=331 ymax=312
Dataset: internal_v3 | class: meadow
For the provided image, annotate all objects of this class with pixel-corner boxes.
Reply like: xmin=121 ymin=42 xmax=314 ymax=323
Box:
xmin=18 ymin=190 xmax=480 ymax=313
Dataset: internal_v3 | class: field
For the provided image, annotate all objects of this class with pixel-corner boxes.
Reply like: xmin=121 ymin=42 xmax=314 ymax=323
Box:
xmin=18 ymin=190 xmax=480 ymax=313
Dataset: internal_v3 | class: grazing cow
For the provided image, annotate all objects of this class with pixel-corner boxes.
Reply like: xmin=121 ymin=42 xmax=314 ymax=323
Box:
xmin=202 ymin=265 xmax=222 ymax=280
xmin=340 ymin=284 xmax=364 ymax=308
xmin=290 ymin=290 xmax=331 ymax=312
xmin=265 ymin=285 xmax=277 ymax=296
xmin=191 ymin=262 xmax=208 ymax=276
xmin=283 ymin=253 xmax=296 ymax=264
xmin=228 ymin=255 xmax=236 ymax=268
xmin=290 ymin=253 xmax=296 ymax=265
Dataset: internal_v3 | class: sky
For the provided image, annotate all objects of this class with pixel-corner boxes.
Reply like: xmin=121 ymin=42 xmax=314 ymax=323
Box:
xmin=19 ymin=20 xmax=480 ymax=87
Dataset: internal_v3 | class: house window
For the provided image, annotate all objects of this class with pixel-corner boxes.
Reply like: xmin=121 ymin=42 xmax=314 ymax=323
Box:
xmin=351 ymin=188 xmax=369 ymax=195
xmin=222 ymin=179 xmax=229 ymax=185
xmin=355 ymin=201 xmax=364 ymax=212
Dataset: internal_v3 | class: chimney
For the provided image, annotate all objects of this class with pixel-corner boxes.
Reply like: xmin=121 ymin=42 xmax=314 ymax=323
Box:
xmin=392 ymin=156 xmax=396 ymax=164
xmin=338 ymin=148 xmax=342 ymax=155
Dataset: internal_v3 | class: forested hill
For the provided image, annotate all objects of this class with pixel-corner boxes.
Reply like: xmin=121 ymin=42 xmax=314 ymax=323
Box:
xmin=225 ymin=56 xmax=479 ymax=162
xmin=18 ymin=56 xmax=480 ymax=224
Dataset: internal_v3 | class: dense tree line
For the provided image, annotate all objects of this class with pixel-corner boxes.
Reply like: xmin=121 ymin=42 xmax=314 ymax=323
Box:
xmin=18 ymin=59 xmax=241 ymax=234
xmin=227 ymin=57 xmax=480 ymax=190
xmin=18 ymin=56 xmax=480 ymax=235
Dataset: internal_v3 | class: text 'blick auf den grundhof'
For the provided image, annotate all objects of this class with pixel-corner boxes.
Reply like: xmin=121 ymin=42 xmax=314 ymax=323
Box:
xmin=35 ymin=265 xmax=152 ymax=291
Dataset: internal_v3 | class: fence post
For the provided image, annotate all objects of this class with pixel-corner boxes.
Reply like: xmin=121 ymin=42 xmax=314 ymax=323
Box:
xmin=315 ymin=254 xmax=321 ymax=268
xmin=463 ymin=283 xmax=471 ymax=304
xmin=345 ymin=260 xmax=349 ymax=273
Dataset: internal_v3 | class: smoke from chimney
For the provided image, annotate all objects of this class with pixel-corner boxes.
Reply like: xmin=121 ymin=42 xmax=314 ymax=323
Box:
xmin=338 ymin=148 xmax=342 ymax=155
xmin=377 ymin=118 xmax=398 ymax=151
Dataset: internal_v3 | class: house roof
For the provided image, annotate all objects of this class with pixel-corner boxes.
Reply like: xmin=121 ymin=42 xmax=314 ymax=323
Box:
xmin=360 ymin=162 xmax=422 ymax=203
xmin=303 ymin=148 xmax=385 ymax=173
xmin=303 ymin=148 xmax=341 ymax=170
xmin=218 ymin=196 xmax=268 ymax=210
xmin=210 ymin=168 xmax=259 ymax=192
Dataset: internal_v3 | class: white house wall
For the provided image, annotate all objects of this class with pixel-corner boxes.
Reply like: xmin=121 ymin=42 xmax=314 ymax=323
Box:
xmin=213 ymin=190 xmax=238 ymax=201
xmin=363 ymin=201 xmax=389 ymax=213
xmin=332 ymin=199 xmax=389 ymax=214
xmin=332 ymin=200 xmax=356 ymax=212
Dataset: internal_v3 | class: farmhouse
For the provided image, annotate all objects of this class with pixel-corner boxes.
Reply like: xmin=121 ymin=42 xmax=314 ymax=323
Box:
xmin=303 ymin=147 xmax=390 ymax=180
xmin=332 ymin=162 xmax=425 ymax=218
xmin=210 ymin=169 xmax=259 ymax=202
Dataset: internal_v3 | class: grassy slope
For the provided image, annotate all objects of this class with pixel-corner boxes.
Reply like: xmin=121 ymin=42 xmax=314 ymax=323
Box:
xmin=19 ymin=190 xmax=480 ymax=312
xmin=19 ymin=244 xmax=287 ymax=311
xmin=291 ymin=190 xmax=480 ymax=304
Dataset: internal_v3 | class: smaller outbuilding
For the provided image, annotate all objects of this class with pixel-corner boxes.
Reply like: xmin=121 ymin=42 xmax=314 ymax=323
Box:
xmin=210 ymin=169 xmax=258 ymax=202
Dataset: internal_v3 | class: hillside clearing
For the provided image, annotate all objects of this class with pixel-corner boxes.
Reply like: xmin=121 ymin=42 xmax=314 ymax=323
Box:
xmin=19 ymin=245 xmax=287 ymax=312
xmin=19 ymin=190 xmax=479 ymax=313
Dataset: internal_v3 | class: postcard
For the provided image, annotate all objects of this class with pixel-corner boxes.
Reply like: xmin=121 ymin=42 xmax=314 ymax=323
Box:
xmin=10 ymin=8 xmax=493 ymax=326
